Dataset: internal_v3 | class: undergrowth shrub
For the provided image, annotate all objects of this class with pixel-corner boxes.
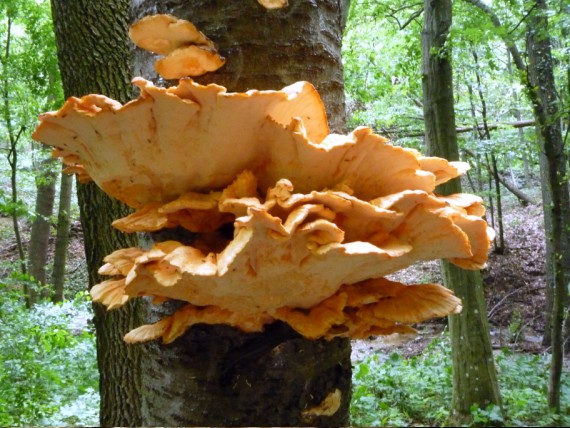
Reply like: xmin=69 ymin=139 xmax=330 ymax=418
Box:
xmin=0 ymin=283 xmax=99 ymax=426
xmin=350 ymin=332 xmax=570 ymax=427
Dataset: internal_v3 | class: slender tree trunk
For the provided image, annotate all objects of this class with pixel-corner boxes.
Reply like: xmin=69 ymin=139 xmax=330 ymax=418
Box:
xmin=7 ymin=127 xmax=27 ymax=280
xmin=2 ymin=15 xmax=27 ymax=283
xmin=463 ymin=0 xmax=570 ymax=365
xmin=507 ymin=52 xmax=533 ymax=185
xmin=472 ymin=49 xmax=505 ymax=253
xmin=130 ymin=1 xmax=352 ymax=426
xmin=491 ymin=153 xmax=505 ymax=253
xmin=527 ymin=0 xmax=570 ymax=413
xmin=541 ymin=150 xmax=555 ymax=347
xmin=485 ymin=155 xmax=498 ymax=249
xmin=421 ymin=0 xmax=502 ymax=424
xmin=49 ymin=1 xmax=144 ymax=425
xmin=51 ymin=169 xmax=73 ymax=302
xmin=28 ymin=155 xmax=57 ymax=301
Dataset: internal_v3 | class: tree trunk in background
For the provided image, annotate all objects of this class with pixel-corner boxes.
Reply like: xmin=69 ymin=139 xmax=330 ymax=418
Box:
xmin=507 ymin=53 xmax=533 ymax=185
xmin=490 ymin=152 xmax=505 ymax=253
xmin=27 ymin=155 xmax=57 ymax=302
xmin=463 ymin=0 xmax=570 ymax=365
xmin=51 ymin=169 xmax=73 ymax=302
xmin=421 ymin=0 xmax=503 ymax=424
xmin=49 ymin=1 xmax=144 ymax=425
xmin=472 ymin=49 xmax=505 ymax=253
xmin=131 ymin=1 xmax=352 ymax=426
xmin=2 ymin=15 xmax=27 ymax=285
xmin=527 ymin=0 xmax=570 ymax=412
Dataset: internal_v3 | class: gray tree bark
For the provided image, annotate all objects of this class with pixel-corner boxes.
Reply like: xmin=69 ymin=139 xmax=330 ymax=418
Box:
xmin=51 ymin=168 xmax=73 ymax=303
xmin=131 ymin=1 xmax=352 ymax=426
xmin=49 ymin=1 xmax=144 ymax=425
xmin=527 ymin=0 xmax=570 ymax=412
xmin=28 ymin=155 xmax=57 ymax=301
xmin=421 ymin=0 xmax=503 ymax=424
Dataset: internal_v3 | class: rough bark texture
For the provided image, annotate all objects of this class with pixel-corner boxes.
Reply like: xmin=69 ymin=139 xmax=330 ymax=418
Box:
xmin=527 ymin=0 xmax=570 ymax=412
xmin=421 ymin=0 xmax=503 ymax=424
xmin=141 ymin=314 xmax=351 ymax=426
xmin=28 ymin=155 xmax=57 ymax=299
xmin=51 ymin=168 xmax=73 ymax=303
xmin=490 ymin=152 xmax=505 ymax=253
xmin=131 ymin=1 xmax=352 ymax=426
xmin=49 ymin=1 xmax=144 ymax=425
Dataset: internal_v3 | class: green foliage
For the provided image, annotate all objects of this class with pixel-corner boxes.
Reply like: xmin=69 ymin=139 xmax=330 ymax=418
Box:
xmin=350 ymin=333 xmax=570 ymax=427
xmin=0 ymin=284 xmax=99 ymax=426
xmin=1 ymin=0 xmax=65 ymax=233
xmin=342 ymin=0 xmax=424 ymax=133
xmin=0 ymin=188 xmax=30 ymax=218
xmin=351 ymin=336 xmax=452 ymax=426
xmin=494 ymin=349 xmax=570 ymax=427
xmin=470 ymin=403 xmax=505 ymax=426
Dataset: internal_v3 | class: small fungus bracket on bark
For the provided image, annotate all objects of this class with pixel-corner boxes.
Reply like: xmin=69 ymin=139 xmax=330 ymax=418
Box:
xmin=129 ymin=14 xmax=225 ymax=79
xmin=32 ymin=14 xmax=493 ymax=345
xmin=302 ymin=388 xmax=342 ymax=422
xmin=258 ymin=0 xmax=289 ymax=9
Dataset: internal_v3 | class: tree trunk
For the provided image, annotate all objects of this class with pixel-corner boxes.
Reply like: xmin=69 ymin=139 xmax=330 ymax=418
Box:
xmin=421 ymin=0 xmax=503 ymax=424
xmin=49 ymin=1 xmax=144 ymax=425
xmin=508 ymin=53 xmax=533 ymax=186
xmin=491 ymin=152 xmax=505 ymax=253
xmin=472 ymin=49 xmax=505 ymax=253
xmin=2 ymin=15 xmax=27 ymax=282
xmin=76 ymin=182 xmax=144 ymax=426
xmin=51 ymin=168 xmax=73 ymax=303
xmin=527 ymin=0 xmax=570 ymax=412
xmin=130 ymin=1 xmax=352 ymax=426
xmin=28 ymin=155 xmax=57 ymax=301
xmin=463 ymin=0 xmax=570 ymax=367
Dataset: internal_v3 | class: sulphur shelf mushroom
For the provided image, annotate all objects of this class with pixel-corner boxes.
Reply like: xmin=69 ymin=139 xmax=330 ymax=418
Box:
xmin=258 ymin=0 xmax=289 ymax=9
xmin=33 ymin=71 xmax=492 ymax=344
xmin=129 ymin=14 xmax=225 ymax=79
xmin=88 ymin=172 xmax=490 ymax=344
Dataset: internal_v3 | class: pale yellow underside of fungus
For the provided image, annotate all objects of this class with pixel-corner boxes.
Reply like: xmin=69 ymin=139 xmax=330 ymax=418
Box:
xmin=33 ymin=73 xmax=492 ymax=344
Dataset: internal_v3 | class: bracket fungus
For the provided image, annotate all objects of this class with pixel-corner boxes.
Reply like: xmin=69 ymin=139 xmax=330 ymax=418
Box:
xmin=258 ymin=0 xmax=289 ymax=9
xmin=129 ymin=14 xmax=225 ymax=79
xmin=32 ymin=15 xmax=493 ymax=345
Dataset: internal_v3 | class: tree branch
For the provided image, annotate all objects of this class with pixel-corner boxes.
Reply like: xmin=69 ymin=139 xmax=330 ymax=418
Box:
xmin=390 ymin=119 xmax=535 ymax=138
xmin=508 ymin=4 xmax=537 ymax=34
xmin=462 ymin=0 xmax=526 ymax=72
xmin=385 ymin=2 xmax=424 ymax=30
xmin=462 ymin=148 xmax=536 ymax=205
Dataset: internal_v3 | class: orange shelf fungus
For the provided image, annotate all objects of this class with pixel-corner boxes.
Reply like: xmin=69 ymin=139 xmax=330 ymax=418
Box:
xmin=129 ymin=14 xmax=225 ymax=79
xmin=258 ymin=0 xmax=289 ymax=10
xmin=32 ymin=14 xmax=493 ymax=345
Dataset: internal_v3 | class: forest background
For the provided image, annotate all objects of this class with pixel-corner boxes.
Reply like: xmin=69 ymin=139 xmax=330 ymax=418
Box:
xmin=0 ymin=0 xmax=569 ymax=426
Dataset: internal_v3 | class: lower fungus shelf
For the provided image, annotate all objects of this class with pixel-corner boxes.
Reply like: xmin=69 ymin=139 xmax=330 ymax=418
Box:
xmin=113 ymin=277 xmax=460 ymax=344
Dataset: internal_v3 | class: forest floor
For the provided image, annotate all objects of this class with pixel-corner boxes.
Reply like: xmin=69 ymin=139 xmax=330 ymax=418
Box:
xmin=352 ymin=188 xmax=558 ymax=361
xmin=0 ymin=185 xmax=565 ymax=364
